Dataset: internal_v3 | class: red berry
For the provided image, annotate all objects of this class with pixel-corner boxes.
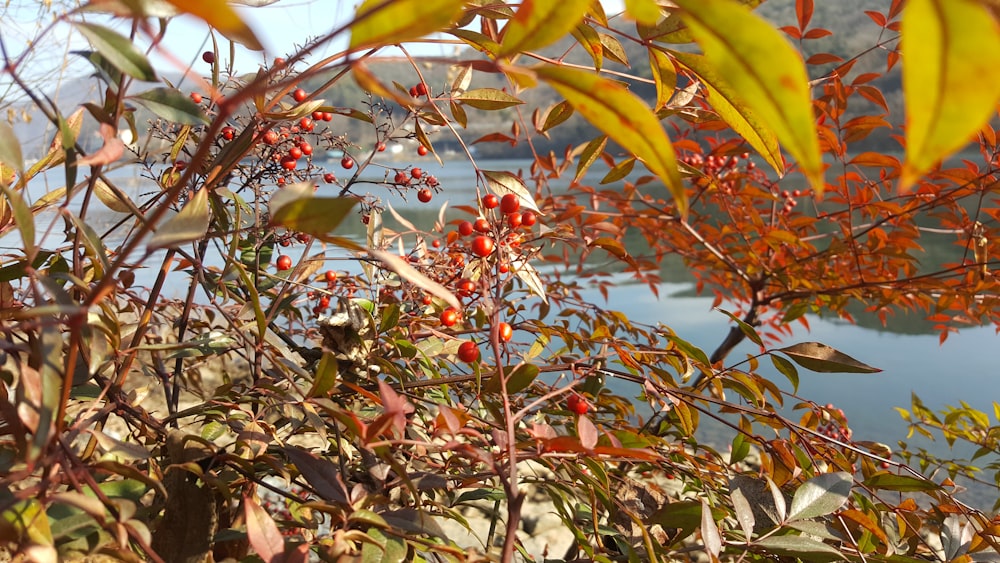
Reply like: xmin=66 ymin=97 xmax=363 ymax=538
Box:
xmin=202 ymin=51 xmax=215 ymax=64
xmin=341 ymin=156 xmax=355 ymax=169
xmin=498 ymin=262 xmax=510 ymax=274
xmin=322 ymin=112 xmax=333 ymax=121
xmin=473 ymin=218 xmax=491 ymax=233
xmin=483 ymin=194 xmax=499 ymax=209
xmin=318 ymin=296 xmax=330 ymax=308
xmin=417 ymin=188 xmax=433 ymax=203
xmin=325 ymin=270 xmax=337 ymax=283
xmin=457 ymin=341 xmax=479 ymax=363
xmin=190 ymin=92 xmax=203 ymax=104
xmin=221 ymin=126 xmax=236 ymax=141
xmin=273 ymin=57 xmax=286 ymax=67
xmin=432 ymin=239 xmax=441 ymax=248
xmin=410 ymin=167 xmax=423 ymax=179
xmin=500 ymin=194 xmax=520 ymax=214
xmin=377 ymin=142 xmax=387 ymax=152
xmin=312 ymin=111 xmax=324 ymax=121
xmin=440 ymin=308 xmax=460 ymax=327
xmin=299 ymin=117 xmax=314 ymax=132
xmin=417 ymin=145 xmax=429 ymax=156
xmin=299 ymin=142 xmax=313 ymax=156
xmin=288 ymin=146 xmax=303 ymax=160
xmin=458 ymin=221 xmax=474 ymax=237
xmin=457 ymin=279 xmax=475 ymax=295
xmin=521 ymin=210 xmax=537 ymax=226
xmin=395 ymin=171 xmax=410 ymax=185
xmin=497 ymin=322 xmax=513 ymax=343
xmin=281 ymin=156 xmax=297 ymax=170
xmin=414 ymin=82 xmax=428 ymax=96
xmin=566 ymin=394 xmax=589 ymax=415
xmin=323 ymin=173 xmax=336 ymax=184
xmin=471 ymin=235 xmax=494 ymax=257
xmin=292 ymin=88 xmax=308 ymax=103
xmin=262 ymin=130 xmax=279 ymax=145
xmin=276 ymin=255 xmax=292 ymax=271
xmin=409 ymin=86 xmax=419 ymax=97
xmin=507 ymin=212 xmax=522 ymax=229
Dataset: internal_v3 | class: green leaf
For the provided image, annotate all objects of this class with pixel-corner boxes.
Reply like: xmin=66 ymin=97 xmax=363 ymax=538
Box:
xmin=0 ymin=121 xmax=25 ymax=178
xmin=486 ymin=363 xmax=540 ymax=395
xmin=542 ymin=100 xmax=575 ymax=132
xmin=306 ymin=352 xmax=339 ymax=398
xmin=534 ymin=65 xmax=685 ymax=213
xmin=73 ymin=22 xmax=157 ymax=82
xmin=456 ymin=88 xmax=524 ymax=110
xmin=574 ymin=135 xmax=607 ymax=182
xmin=787 ymin=471 xmax=851 ymax=521
xmin=670 ymin=51 xmax=783 ymax=176
xmin=147 ymin=188 xmax=210 ymax=250
xmin=269 ymin=185 xmax=356 ymax=237
xmin=350 ymin=0 xmax=467 ymax=50
xmin=1 ymin=184 xmax=35 ymax=258
xmin=131 ymin=88 xmax=208 ymax=125
xmin=776 ymin=342 xmax=881 ymax=374
xmin=770 ymin=354 xmax=799 ymax=393
xmin=716 ymin=307 xmax=763 ymax=347
xmin=899 ymin=0 xmax=1000 ymax=189
xmin=673 ymin=0 xmax=822 ymax=193
xmin=498 ymin=0 xmax=592 ymax=57
xmin=862 ymin=473 xmax=941 ymax=492
xmin=754 ymin=535 xmax=844 ymax=560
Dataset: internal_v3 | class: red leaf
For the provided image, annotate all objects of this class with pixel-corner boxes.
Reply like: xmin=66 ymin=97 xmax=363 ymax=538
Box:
xmin=865 ymin=10 xmax=887 ymax=27
xmin=377 ymin=380 xmax=415 ymax=439
xmin=806 ymin=53 xmax=844 ymax=65
xmin=796 ymin=0 xmax=814 ymax=30
xmin=77 ymin=124 xmax=124 ymax=167
xmin=802 ymin=28 xmax=832 ymax=39
xmin=244 ymin=494 xmax=285 ymax=563
xmin=779 ymin=25 xmax=802 ymax=39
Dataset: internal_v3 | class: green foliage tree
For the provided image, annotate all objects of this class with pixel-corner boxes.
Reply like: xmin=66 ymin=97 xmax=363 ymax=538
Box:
xmin=1 ymin=0 xmax=1000 ymax=561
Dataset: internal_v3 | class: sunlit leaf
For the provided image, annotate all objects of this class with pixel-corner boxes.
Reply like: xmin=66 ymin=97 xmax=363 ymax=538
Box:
xmin=625 ymin=0 xmax=662 ymax=24
xmin=482 ymin=170 xmax=539 ymax=212
xmin=899 ymin=0 xmax=1000 ymax=189
xmin=454 ymin=89 xmax=522 ymax=112
xmin=673 ymin=0 xmax=823 ymax=192
xmin=370 ymin=249 xmax=461 ymax=311
xmin=498 ymin=0 xmax=592 ymax=57
xmin=776 ymin=342 xmax=881 ymax=374
xmin=787 ymin=472 xmax=851 ymax=520
xmin=350 ymin=0 xmax=466 ymax=50
xmin=1 ymin=184 xmax=34 ymax=257
xmin=244 ymin=494 xmax=284 ymax=562
xmin=131 ymin=88 xmax=208 ymax=125
xmin=163 ymin=0 xmax=263 ymax=50
xmin=701 ymin=500 xmax=722 ymax=558
xmin=0 ymin=122 xmax=25 ymax=178
xmin=863 ymin=473 xmax=941 ymax=492
xmin=73 ymin=22 xmax=157 ymax=81
xmin=147 ymin=188 xmax=210 ymax=250
xmin=754 ymin=536 xmax=844 ymax=560
xmin=534 ymin=65 xmax=685 ymax=213
xmin=671 ymin=51 xmax=783 ymax=175
xmin=269 ymin=185 xmax=356 ymax=237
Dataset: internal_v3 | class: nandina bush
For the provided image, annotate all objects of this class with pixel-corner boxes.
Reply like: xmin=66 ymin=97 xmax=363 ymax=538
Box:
xmin=1 ymin=0 xmax=1000 ymax=562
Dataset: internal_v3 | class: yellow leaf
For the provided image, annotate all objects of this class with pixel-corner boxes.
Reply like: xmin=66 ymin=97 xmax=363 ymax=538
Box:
xmin=624 ymin=0 xmax=662 ymax=25
xmin=674 ymin=0 xmax=823 ymax=193
xmin=671 ymin=51 xmax=783 ymax=176
xmin=350 ymin=0 xmax=467 ymax=51
xmin=534 ymin=65 xmax=685 ymax=214
xmin=162 ymin=0 xmax=263 ymax=51
xmin=900 ymin=0 xmax=1000 ymax=190
xmin=499 ymin=0 xmax=592 ymax=57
